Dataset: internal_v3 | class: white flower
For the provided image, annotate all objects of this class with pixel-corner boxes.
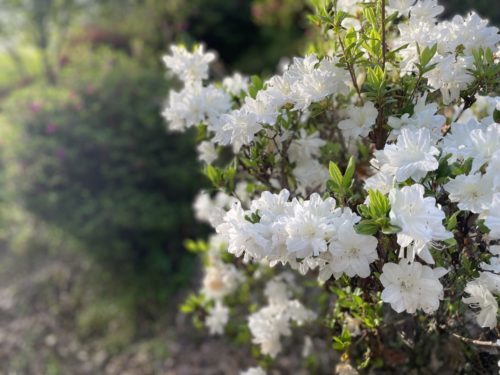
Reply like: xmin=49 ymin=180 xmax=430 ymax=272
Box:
xmin=389 ymin=184 xmax=451 ymax=263
xmin=388 ymin=0 xmax=415 ymax=15
xmin=264 ymin=277 xmax=292 ymax=305
xmin=292 ymin=57 xmax=348 ymax=110
xmin=248 ymin=277 xmax=315 ymax=358
xmin=336 ymin=0 xmax=363 ymax=13
xmin=193 ymin=191 xmax=237 ymax=228
xmin=463 ymin=280 xmax=498 ymax=329
xmin=338 ymin=101 xmax=378 ymax=140
xmin=250 ymin=189 xmax=292 ymax=223
xmin=478 ymin=271 xmax=500 ymax=295
xmin=243 ymin=93 xmax=279 ymax=125
xmin=426 ymin=56 xmax=474 ymax=105
xmin=285 ymin=194 xmax=338 ymax=258
xmin=486 ymin=196 xmax=500 ymax=240
xmin=265 ymin=75 xmax=294 ymax=108
xmin=380 ymin=260 xmax=447 ymax=314
xmin=197 ymin=141 xmax=218 ymax=164
xmin=485 ymin=151 xmax=500 ymax=189
xmin=387 ymin=94 xmax=445 ymax=141
xmin=444 ymin=174 xmax=494 ymax=214
xmin=480 ymin=256 xmax=500 ymax=274
xmin=240 ymin=367 xmax=266 ymax=375
xmin=293 ymin=159 xmax=329 ymax=195
xmin=410 ymin=0 xmax=444 ymax=21
xmin=446 ymin=13 xmax=500 ymax=55
xmin=213 ymin=109 xmax=262 ymax=152
xmin=440 ymin=119 xmax=482 ymax=164
xmin=288 ymin=130 xmax=326 ymax=164
xmin=216 ymin=201 xmax=271 ymax=260
xmin=468 ymin=123 xmax=500 ymax=172
xmin=162 ymin=84 xmax=231 ymax=132
xmin=163 ymin=44 xmax=215 ymax=84
xmin=364 ymin=170 xmax=395 ymax=195
xmin=327 ymin=221 xmax=378 ymax=278
xmin=205 ymin=301 xmax=229 ymax=335
xmin=223 ymin=72 xmax=249 ymax=96
xmin=248 ymin=304 xmax=290 ymax=357
xmin=202 ymin=261 xmax=244 ymax=301
xmin=375 ymin=128 xmax=439 ymax=182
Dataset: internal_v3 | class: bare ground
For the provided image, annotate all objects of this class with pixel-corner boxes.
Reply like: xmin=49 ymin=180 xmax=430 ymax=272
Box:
xmin=0 ymin=242 xmax=322 ymax=375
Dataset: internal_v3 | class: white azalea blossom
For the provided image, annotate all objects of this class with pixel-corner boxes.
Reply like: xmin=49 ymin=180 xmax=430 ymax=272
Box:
xmin=444 ymin=174 xmax=494 ymax=214
xmin=327 ymin=221 xmax=378 ymax=278
xmin=463 ymin=280 xmax=498 ymax=329
xmin=197 ymin=141 xmax=218 ymax=164
xmin=389 ymin=184 xmax=451 ymax=263
xmin=205 ymin=301 xmax=230 ymax=335
xmin=375 ymin=128 xmax=439 ymax=182
xmin=485 ymin=195 xmax=500 ymax=239
xmin=338 ymin=101 xmax=378 ymax=140
xmin=248 ymin=277 xmax=316 ymax=358
xmin=162 ymin=44 xmax=215 ymax=84
xmin=380 ymin=260 xmax=447 ymax=314
xmin=223 ymin=72 xmax=249 ymax=96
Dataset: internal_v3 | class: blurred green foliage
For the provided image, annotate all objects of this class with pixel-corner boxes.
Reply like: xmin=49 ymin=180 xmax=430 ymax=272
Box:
xmin=0 ymin=48 xmax=204 ymax=306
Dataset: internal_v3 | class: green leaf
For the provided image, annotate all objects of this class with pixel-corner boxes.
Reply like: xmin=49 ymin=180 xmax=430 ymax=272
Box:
xmin=342 ymin=156 xmax=356 ymax=189
xmin=329 ymin=161 xmax=344 ymax=187
xmin=419 ymin=43 xmax=437 ymax=68
xmin=183 ymin=239 xmax=208 ymax=253
xmin=204 ymin=164 xmax=222 ymax=186
xmin=494 ymin=108 xmax=500 ymax=123
xmin=363 ymin=7 xmax=377 ymax=27
xmin=381 ymin=224 xmax=401 ymax=235
xmin=354 ymin=219 xmax=379 ymax=235
xmin=446 ymin=211 xmax=460 ymax=231
xmin=248 ymin=75 xmax=264 ymax=99
xmin=368 ymin=189 xmax=390 ymax=218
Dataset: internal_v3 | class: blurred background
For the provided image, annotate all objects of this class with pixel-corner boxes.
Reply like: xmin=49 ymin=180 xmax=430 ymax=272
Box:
xmin=0 ymin=0 xmax=497 ymax=373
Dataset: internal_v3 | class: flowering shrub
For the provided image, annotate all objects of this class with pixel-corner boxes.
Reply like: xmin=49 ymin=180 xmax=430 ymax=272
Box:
xmin=164 ymin=0 xmax=499 ymax=372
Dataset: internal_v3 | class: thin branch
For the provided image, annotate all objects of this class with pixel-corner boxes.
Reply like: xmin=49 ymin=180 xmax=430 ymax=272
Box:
xmin=338 ymin=37 xmax=364 ymax=104
xmin=381 ymin=0 xmax=386 ymax=70
xmin=443 ymin=94 xmax=477 ymax=136
xmin=452 ymin=333 xmax=500 ymax=349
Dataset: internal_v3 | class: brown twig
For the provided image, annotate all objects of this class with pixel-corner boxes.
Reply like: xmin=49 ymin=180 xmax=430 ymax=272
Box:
xmin=452 ymin=333 xmax=500 ymax=348
xmin=338 ymin=37 xmax=364 ymax=104
xmin=381 ymin=0 xmax=386 ymax=70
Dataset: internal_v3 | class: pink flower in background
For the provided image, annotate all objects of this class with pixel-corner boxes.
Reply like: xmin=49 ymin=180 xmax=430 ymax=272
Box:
xmin=30 ymin=102 xmax=43 ymax=113
xmin=46 ymin=123 xmax=58 ymax=134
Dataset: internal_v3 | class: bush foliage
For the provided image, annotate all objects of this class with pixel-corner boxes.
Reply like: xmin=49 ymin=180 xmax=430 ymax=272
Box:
xmin=1 ymin=48 xmax=204 ymax=303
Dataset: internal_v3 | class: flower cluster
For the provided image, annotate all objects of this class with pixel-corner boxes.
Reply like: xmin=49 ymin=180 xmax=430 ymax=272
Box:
xmin=463 ymin=245 xmax=500 ymax=328
xmin=394 ymin=1 xmax=499 ymax=103
xmin=198 ymin=235 xmax=245 ymax=335
xmin=247 ymin=275 xmax=316 ymax=358
xmin=168 ymin=0 xmax=500 ymax=371
xmin=217 ymin=190 xmax=379 ymax=281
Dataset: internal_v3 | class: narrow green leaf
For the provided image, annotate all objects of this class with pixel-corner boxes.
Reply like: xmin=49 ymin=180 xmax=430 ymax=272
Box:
xmin=329 ymin=161 xmax=344 ymax=186
xmin=342 ymin=156 xmax=356 ymax=189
